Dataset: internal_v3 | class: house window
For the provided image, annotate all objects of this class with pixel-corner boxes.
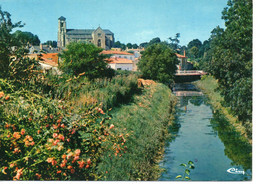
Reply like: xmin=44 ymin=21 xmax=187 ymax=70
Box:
xmin=124 ymin=56 xmax=127 ymax=59
xmin=117 ymin=68 xmax=122 ymax=70
xmin=98 ymin=33 xmax=101 ymax=37
xmin=98 ymin=39 xmax=101 ymax=47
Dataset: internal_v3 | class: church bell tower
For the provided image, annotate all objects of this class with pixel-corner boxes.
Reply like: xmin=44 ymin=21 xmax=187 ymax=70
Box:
xmin=58 ymin=16 xmax=66 ymax=47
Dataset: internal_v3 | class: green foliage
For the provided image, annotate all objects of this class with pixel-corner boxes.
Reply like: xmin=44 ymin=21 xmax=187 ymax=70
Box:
xmin=113 ymin=41 xmax=126 ymax=50
xmin=97 ymin=84 xmax=177 ymax=180
xmin=0 ymin=83 xmax=123 ymax=180
xmin=0 ymin=7 xmax=39 ymax=86
xmin=168 ymin=33 xmax=180 ymax=51
xmin=42 ymin=40 xmax=57 ymax=48
xmin=13 ymin=30 xmax=40 ymax=46
xmin=175 ymin=161 xmax=195 ymax=181
xmin=194 ymin=75 xmax=252 ymax=140
xmin=0 ymin=6 xmax=23 ymax=78
xmin=138 ymin=43 xmax=179 ymax=84
xmin=59 ymin=42 xmax=114 ymax=79
xmin=208 ymin=0 xmax=252 ymax=123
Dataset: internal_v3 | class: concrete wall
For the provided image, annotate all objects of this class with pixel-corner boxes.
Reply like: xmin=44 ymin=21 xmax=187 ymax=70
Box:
xmin=108 ymin=63 xmax=133 ymax=71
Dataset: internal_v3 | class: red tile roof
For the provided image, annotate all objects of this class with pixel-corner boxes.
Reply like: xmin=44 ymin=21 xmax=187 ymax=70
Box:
xmin=41 ymin=53 xmax=59 ymax=63
xmin=106 ymin=57 xmax=133 ymax=64
xmin=101 ymin=50 xmax=134 ymax=55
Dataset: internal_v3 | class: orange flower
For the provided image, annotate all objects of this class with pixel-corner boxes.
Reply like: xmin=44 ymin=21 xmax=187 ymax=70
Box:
xmin=67 ymin=165 xmax=73 ymax=170
xmin=53 ymin=133 xmax=58 ymax=138
xmin=51 ymin=160 xmax=57 ymax=166
xmin=37 ymin=130 xmax=41 ymax=134
xmin=78 ymin=160 xmax=85 ymax=169
xmin=73 ymin=156 xmax=79 ymax=162
xmin=52 ymin=139 xmax=60 ymax=146
xmin=5 ymin=96 xmax=10 ymax=101
xmin=87 ymin=158 xmax=91 ymax=165
xmin=70 ymin=169 xmax=75 ymax=174
xmin=57 ymin=170 xmax=62 ymax=174
xmin=53 ymin=124 xmax=58 ymax=129
xmin=61 ymin=124 xmax=65 ymax=128
xmin=13 ymin=132 xmax=21 ymax=139
xmin=60 ymin=162 xmax=66 ymax=168
xmin=85 ymin=164 xmax=90 ymax=168
xmin=58 ymin=134 xmax=64 ymax=141
xmin=57 ymin=119 xmax=62 ymax=123
xmin=74 ymin=149 xmax=81 ymax=156
xmin=62 ymin=154 xmax=67 ymax=159
xmin=0 ymin=91 xmax=4 ymax=98
xmin=20 ymin=129 xmax=25 ymax=135
xmin=35 ymin=173 xmax=41 ymax=179
xmin=109 ymin=124 xmax=115 ymax=129
xmin=13 ymin=148 xmax=20 ymax=154
xmin=14 ymin=168 xmax=23 ymax=180
xmin=46 ymin=157 xmax=54 ymax=163
xmin=30 ymin=142 xmax=35 ymax=146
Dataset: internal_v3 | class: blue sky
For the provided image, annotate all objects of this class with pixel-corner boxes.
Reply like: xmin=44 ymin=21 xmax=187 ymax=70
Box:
xmin=0 ymin=0 xmax=227 ymax=46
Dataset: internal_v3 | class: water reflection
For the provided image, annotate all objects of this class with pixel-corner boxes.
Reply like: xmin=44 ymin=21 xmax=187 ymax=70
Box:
xmin=159 ymin=83 xmax=252 ymax=181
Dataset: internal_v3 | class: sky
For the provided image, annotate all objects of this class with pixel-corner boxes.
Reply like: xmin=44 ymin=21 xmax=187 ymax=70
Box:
xmin=0 ymin=0 xmax=228 ymax=46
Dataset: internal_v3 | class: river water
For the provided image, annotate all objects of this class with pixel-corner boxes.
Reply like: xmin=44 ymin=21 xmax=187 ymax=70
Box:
xmin=159 ymin=83 xmax=252 ymax=181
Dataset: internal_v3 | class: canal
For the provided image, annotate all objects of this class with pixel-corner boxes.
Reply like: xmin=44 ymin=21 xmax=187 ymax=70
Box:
xmin=159 ymin=83 xmax=252 ymax=181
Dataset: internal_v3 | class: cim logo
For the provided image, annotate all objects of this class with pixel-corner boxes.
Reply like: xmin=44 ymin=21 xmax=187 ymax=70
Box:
xmin=227 ymin=168 xmax=245 ymax=175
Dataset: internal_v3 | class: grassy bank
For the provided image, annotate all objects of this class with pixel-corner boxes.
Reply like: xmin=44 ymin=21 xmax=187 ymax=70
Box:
xmin=97 ymin=83 xmax=177 ymax=181
xmin=194 ymin=75 xmax=252 ymax=143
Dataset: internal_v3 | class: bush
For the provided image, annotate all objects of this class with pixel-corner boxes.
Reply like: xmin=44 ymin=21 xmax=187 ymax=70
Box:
xmin=59 ymin=42 xmax=114 ymax=79
xmin=0 ymin=82 xmax=125 ymax=180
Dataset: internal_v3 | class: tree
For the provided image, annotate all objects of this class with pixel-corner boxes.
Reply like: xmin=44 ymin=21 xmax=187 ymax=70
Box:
xmin=148 ymin=37 xmax=161 ymax=46
xmin=0 ymin=6 xmax=38 ymax=84
xmin=13 ymin=30 xmax=40 ymax=45
xmin=137 ymin=43 xmax=179 ymax=84
xmin=168 ymin=33 xmax=180 ymax=51
xmin=113 ymin=41 xmax=121 ymax=48
xmin=59 ymin=42 xmax=114 ymax=79
xmin=126 ymin=43 xmax=133 ymax=49
xmin=189 ymin=46 xmax=199 ymax=59
xmin=187 ymin=39 xmax=202 ymax=50
xmin=139 ymin=42 xmax=148 ymax=48
xmin=208 ymin=0 xmax=252 ymax=123
xmin=43 ymin=40 xmax=57 ymax=47
xmin=132 ymin=43 xmax=138 ymax=49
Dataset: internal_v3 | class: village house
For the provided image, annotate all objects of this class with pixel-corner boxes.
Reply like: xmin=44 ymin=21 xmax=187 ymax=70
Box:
xmin=106 ymin=57 xmax=133 ymax=71
xmin=176 ymin=51 xmax=193 ymax=70
xmin=101 ymin=50 xmax=139 ymax=71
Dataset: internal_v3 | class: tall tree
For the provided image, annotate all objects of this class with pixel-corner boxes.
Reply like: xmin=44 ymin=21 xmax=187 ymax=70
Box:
xmin=13 ymin=30 xmax=40 ymax=45
xmin=59 ymin=42 xmax=114 ymax=79
xmin=137 ymin=43 xmax=179 ymax=85
xmin=0 ymin=7 xmax=39 ymax=85
xmin=168 ymin=33 xmax=180 ymax=51
xmin=209 ymin=0 xmax=252 ymax=123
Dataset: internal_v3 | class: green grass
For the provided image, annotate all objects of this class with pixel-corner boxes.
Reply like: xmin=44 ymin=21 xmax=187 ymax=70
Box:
xmin=194 ymin=75 xmax=251 ymax=143
xmin=97 ymin=83 xmax=177 ymax=181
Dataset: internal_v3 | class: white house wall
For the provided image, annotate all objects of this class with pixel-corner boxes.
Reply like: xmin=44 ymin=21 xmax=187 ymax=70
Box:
xmin=113 ymin=54 xmax=134 ymax=61
xmin=108 ymin=63 xmax=133 ymax=71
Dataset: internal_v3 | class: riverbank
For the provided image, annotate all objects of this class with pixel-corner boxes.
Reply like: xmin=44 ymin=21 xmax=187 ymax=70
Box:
xmin=193 ymin=75 xmax=252 ymax=144
xmin=97 ymin=83 xmax=177 ymax=180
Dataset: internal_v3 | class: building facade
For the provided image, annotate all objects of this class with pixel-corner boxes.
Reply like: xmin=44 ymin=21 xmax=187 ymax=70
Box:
xmin=57 ymin=16 xmax=114 ymax=50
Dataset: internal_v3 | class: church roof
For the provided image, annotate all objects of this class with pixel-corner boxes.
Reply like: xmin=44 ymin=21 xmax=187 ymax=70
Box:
xmin=66 ymin=29 xmax=113 ymax=35
xmin=58 ymin=16 xmax=66 ymax=21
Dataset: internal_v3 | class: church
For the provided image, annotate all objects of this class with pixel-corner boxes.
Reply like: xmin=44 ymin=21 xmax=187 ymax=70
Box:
xmin=57 ymin=16 xmax=114 ymax=50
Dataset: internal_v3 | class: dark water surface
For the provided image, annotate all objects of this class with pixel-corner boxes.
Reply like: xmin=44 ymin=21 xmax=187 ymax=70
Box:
xmin=159 ymin=83 xmax=252 ymax=181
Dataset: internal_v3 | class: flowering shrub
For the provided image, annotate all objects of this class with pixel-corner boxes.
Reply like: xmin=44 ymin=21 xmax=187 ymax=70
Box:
xmin=0 ymin=84 xmax=128 ymax=180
